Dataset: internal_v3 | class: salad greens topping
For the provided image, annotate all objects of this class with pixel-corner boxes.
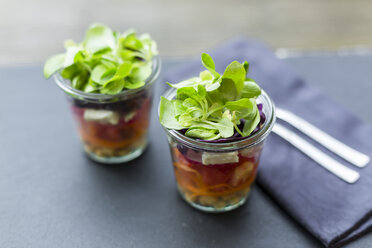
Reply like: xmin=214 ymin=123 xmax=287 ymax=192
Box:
xmin=43 ymin=23 xmax=158 ymax=94
xmin=159 ymin=53 xmax=262 ymax=141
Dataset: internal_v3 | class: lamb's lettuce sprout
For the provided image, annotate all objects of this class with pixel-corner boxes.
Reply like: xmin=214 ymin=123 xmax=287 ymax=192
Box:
xmin=43 ymin=23 xmax=158 ymax=95
xmin=160 ymin=53 xmax=262 ymax=140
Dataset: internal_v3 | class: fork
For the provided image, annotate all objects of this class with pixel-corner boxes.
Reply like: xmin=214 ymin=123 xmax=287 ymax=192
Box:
xmin=272 ymin=123 xmax=360 ymax=183
xmin=276 ymin=108 xmax=370 ymax=168
xmin=271 ymin=108 xmax=370 ymax=184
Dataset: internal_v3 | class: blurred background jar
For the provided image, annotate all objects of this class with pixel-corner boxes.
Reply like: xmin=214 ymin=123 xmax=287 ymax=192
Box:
xmin=54 ymin=56 xmax=160 ymax=163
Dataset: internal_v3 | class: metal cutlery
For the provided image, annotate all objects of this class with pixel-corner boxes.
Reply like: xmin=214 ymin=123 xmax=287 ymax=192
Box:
xmin=272 ymin=123 xmax=360 ymax=184
xmin=276 ymin=108 xmax=370 ymax=168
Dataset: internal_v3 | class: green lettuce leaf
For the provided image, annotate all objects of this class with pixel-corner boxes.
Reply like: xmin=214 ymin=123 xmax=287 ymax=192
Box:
xmin=43 ymin=53 xmax=65 ymax=78
xmin=241 ymin=79 xmax=261 ymax=98
xmin=159 ymin=97 xmax=184 ymax=130
xmin=84 ymin=23 xmax=116 ymax=54
xmin=201 ymin=53 xmax=220 ymax=79
xmin=243 ymin=102 xmax=261 ymax=136
xmin=43 ymin=23 xmax=158 ymax=94
xmin=185 ymin=127 xmax=219 ymax=140
xmin=221 ymin=61 xmax=245 ymax=95
xmin=159 ymin=53 xmax=263 ymax=140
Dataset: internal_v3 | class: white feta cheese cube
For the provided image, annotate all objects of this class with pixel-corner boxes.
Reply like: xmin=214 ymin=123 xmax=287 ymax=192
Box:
xmin=83 ymin=109 xmax=119 ymax=125
xmin=202 ymin=151 xmax=239 ymax=165
xmin=231 ymin=162 xmax=254 ymax=186
xmin=124 ymin=112 xmax=136 ymax=122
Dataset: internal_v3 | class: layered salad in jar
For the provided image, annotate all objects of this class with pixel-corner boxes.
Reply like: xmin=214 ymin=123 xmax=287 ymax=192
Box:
xmin=43 ymin=24 xmax=159 ymax=163
xmin=159 ymin=54 xmax=274 ymax=212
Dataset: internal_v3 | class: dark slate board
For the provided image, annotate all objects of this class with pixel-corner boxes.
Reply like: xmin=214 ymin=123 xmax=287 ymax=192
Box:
xmin=0 ymin=55 xmax=371 ymax=247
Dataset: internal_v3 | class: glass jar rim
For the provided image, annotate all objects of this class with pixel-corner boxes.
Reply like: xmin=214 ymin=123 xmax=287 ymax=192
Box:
xmin=53 ymin=56 xmax=161 ymax=103
xmin=161 ymin=88 xmax=276 ymax=152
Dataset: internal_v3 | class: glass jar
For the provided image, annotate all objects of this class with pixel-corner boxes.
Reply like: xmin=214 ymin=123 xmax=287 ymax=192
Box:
xmin=162 ymin=89 xmax=275 ymax=212
xmin=54 ymin=57 xmax=161 ymax=164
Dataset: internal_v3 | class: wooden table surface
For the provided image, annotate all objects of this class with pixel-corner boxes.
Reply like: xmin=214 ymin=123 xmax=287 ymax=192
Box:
xmin=1 ymin=0 xmax=372 ymax=65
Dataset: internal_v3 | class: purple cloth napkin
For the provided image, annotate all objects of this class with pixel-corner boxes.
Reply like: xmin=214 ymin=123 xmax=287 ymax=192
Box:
xmin=164 ymin=38 xmax=372 ymax=248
